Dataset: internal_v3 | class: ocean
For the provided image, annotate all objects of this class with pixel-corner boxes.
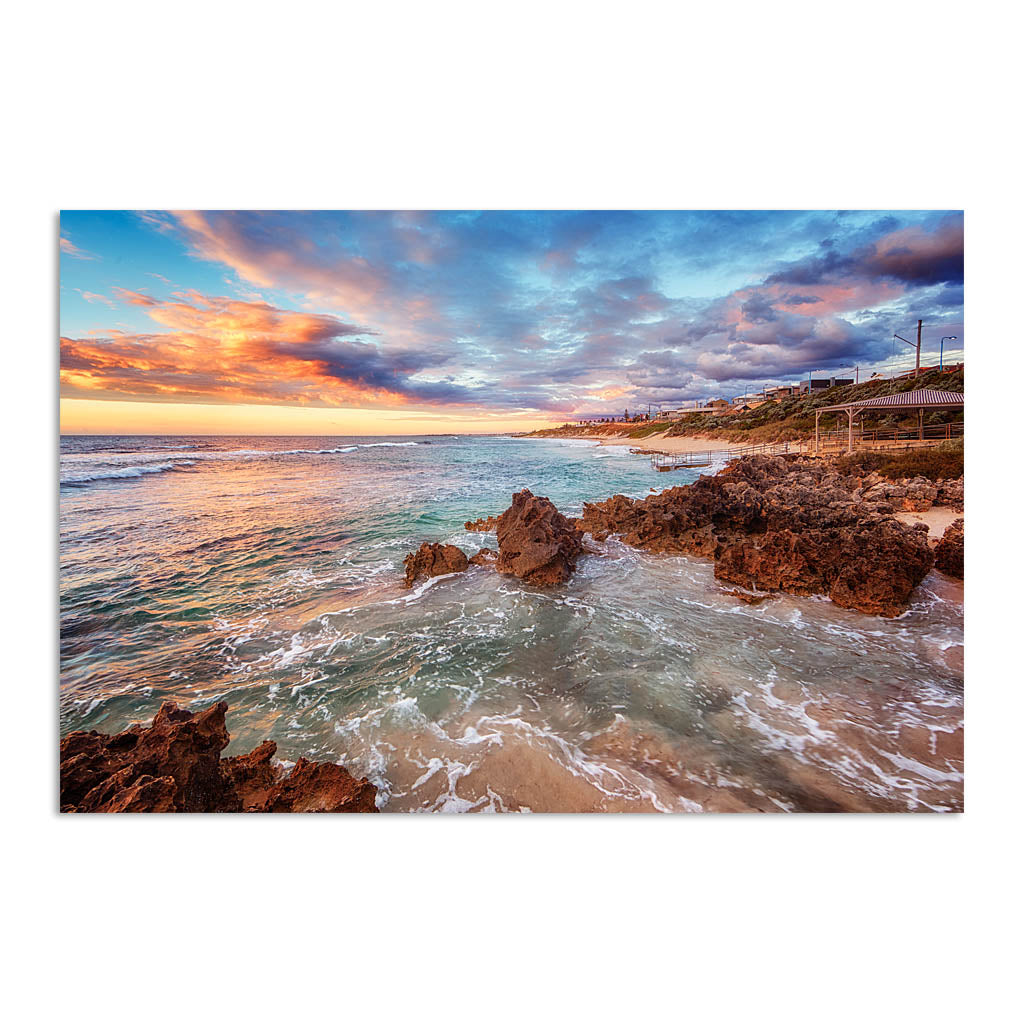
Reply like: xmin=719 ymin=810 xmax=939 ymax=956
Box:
xmin=59 ymin=434 xmax=964 ymax=812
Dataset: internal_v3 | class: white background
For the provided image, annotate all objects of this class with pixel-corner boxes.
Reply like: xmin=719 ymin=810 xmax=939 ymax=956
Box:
xmin=5 ymin=2 xmax=1021 ymax=1021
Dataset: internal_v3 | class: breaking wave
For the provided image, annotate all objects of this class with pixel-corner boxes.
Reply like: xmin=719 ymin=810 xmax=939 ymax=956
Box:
xmin=60 ymin=461 xmax=196 ymax=486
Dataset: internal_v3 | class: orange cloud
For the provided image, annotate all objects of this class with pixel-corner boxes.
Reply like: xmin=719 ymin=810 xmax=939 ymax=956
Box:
xmin=60 ymin=235 xmax=98 ymax=260
xmin=59 ymin=291 xmax=472 ymax=410
xmin=75 ymin=289 xmax=115 ymax=307
xmin=163 ymin=211 xmax=450 ymax=351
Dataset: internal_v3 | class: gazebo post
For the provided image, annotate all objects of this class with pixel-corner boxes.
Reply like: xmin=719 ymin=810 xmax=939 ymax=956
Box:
xmin=815 ymin=389 xmax=962 ymax=455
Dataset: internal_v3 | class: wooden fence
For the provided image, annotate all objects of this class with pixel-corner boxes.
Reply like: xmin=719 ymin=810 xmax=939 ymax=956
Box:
xmin=816 ymin=421 xmax=963 ymax=453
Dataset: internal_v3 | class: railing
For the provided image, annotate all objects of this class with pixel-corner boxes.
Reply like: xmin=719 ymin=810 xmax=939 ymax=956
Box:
xmin=649 ymin=441 xmax=792 ymax=471
xmin=817 ymin=422 xmax=963 ymax=451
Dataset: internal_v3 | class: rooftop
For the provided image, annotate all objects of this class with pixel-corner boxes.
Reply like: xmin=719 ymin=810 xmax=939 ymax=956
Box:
xmin=819 ymin=388 xmax=964 ymax=412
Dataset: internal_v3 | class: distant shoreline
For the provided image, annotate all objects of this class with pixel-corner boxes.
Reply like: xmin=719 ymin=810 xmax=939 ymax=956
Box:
xmin=525 ymin=430 xmax=806 ymax=457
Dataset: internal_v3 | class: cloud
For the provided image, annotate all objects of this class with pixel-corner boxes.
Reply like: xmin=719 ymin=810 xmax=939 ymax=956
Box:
xmin=60 ymin=235 xmax=98 ymax=260
xmin=857 ymin=217 xmax=964 ymax=285
xmin=739 ymin=293 xmax=779 ymax=323
xmin=60 ymin=210 xmax=964 ymax=417
xmin=766 ymin=213 xmax=963 ymax=288
xmin=60 ymin=290 xmax=572 ymax=412
xmin=693 ymin=315 xmax=885 ymax=382
xmin=75 ymin=289 xmax=115 ymax=307
xmin=60 ymin=292 xmax=464 ymax=408
xmin=112 ymin=287 xmax=160 ymax=307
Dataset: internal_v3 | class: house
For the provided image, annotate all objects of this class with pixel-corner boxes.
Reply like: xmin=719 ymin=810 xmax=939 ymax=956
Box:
xmin=729 ymin=396 xmax=766 ymax=411
xmin=800 ymin=376 xmax=855 ymax=393
xmin=707 ymin=398 xmax=732 ymax=416
xmin=764 ymin=385 xmax=797 ymax=399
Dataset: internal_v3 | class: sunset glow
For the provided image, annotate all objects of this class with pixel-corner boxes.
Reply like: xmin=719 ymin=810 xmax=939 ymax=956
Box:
xmin=60 ymin=211 xmax=964 ymax=434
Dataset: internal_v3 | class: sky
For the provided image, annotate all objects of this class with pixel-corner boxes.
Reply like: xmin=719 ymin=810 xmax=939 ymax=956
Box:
xmin=59 ymin=210 xmax=964 ymax=434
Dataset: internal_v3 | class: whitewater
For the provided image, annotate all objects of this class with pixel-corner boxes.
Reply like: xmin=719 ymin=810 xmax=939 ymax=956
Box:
xmin=59 ymin=433 xmax=964 ymax=811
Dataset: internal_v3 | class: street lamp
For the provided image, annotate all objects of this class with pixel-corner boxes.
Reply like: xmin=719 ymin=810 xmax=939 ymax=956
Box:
xmin=940 ymin=336 xmax=957 ymax=370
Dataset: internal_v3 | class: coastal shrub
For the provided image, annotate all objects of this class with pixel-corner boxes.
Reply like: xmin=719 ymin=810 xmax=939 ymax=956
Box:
xmin=533 ymin=368 xmax=966 ymax=448
xmin=834 ymin=448 xmax=963 ymax=481
xmin=628 ymin=422 xmax=672 ymax=438
xmin=876 ymin=448 xmax=963 ymax=481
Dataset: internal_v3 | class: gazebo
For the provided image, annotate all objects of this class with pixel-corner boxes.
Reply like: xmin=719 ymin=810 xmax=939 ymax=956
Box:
xmin=814 ymin=388 xmax=964 ymax=454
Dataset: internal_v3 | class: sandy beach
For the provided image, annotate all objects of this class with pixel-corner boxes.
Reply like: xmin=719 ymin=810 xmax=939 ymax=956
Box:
xmin=896 ymin=506 xmax=962 ymax=538
xmin=543 ymin=431 xmax=752 ymax=455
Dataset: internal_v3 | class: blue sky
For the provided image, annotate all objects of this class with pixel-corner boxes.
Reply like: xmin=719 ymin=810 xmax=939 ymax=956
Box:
xmin=60 ymin=210 xmax=964 ymax=428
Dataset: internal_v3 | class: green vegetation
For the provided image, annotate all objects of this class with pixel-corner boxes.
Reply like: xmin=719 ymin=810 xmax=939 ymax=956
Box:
xmin=524 ymin=367 xmax=964 ymax=445
xmin=664 ymin=367 xmax=964 ymax=444
xmin=626 ymin=421 xmax=673 ymax=438
xmin=832 ymin=445 xmax=964 ymax=482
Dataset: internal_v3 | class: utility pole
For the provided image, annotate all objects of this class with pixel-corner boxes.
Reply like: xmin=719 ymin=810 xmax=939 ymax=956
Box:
xmin=894 ymin=322 xmax=923 ymax=378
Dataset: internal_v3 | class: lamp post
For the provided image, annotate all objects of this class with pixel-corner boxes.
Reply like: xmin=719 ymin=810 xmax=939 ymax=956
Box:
xmin=940 ymin=336 xmax=957 ymax=371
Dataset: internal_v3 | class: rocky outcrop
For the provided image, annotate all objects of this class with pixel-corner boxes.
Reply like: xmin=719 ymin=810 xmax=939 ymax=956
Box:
xmin=714 ymin=518 xmax=934 ymax=617
xmin=934 ymin=518 xmax=964 ymax=578
xmin=402 ymin=542 xmax=469 ymax=587
xmin=464 ymin=515 xmax=500 ymax=532
xmin=936 ymin=477 xmax=964 ymax=512
xmin=402 ymin=456 xmax=949 ymax=613
xmin=578 ymin=455 xmax=935 ymax=616
xmin=495 ymin=488 xmax=584 ymax=586
xmin=855 ymin=471 xmax=964 ymax=513
xmin=860 ymin=475 xmax=939 ymax=512
xmin=60 ymin=701 xmax=378 ymax=813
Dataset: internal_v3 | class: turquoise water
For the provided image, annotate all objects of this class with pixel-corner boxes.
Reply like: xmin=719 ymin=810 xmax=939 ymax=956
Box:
xmin=59 ymin=434 xmax=964 ymax=812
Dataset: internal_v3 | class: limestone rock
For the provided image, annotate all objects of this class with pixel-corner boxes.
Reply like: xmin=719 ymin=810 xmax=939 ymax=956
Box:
xmin=403 ymin=542 xmax=469 ymax=587
xmin=495 ymin=489 xmax=584 ymax=586
xmin=934 ymin=518 xmax=964 ymax=578
xmin=60 ymin=702 xmax=378 ymax=813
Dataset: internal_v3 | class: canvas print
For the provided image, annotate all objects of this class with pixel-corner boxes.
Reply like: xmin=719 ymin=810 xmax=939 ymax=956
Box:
xmin=59 ymin=211 xmax=964 ymax=813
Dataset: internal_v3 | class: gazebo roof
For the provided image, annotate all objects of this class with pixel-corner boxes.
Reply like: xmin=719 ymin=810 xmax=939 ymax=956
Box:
xmin=819 ymin=388 xmax=964 ymax=413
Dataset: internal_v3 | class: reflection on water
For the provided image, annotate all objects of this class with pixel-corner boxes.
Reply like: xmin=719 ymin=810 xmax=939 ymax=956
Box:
xmin=60 ymin=434 xmax=964 ymax=812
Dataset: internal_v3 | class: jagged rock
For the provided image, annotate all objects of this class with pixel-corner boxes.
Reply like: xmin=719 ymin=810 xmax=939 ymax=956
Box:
xmin=577 ymin=455 xmax=935 ymax=616
xmin=60 ymin=701 xmax=378 ymax=813
xmin=715 ymin=519 xmax=934 ymax=617
xmin=402 ymin=542 xmax=469 ymax=587
xmin=60 ymin=701 xmax=232 ymax=812
xmin=495 ymin=488 xmax=584 ymax=586
xmin=936 ymin=477 xmax=964 ymax=511
xmin=468 ymin=547 xmax=498 ymax=566
xmin=934 ymin=518 xmax=964 ymax=578
xmin=250 ymin=757 xmax=379 ymax=813
xmin=464 ymin=515 xmax=500 ymax=532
